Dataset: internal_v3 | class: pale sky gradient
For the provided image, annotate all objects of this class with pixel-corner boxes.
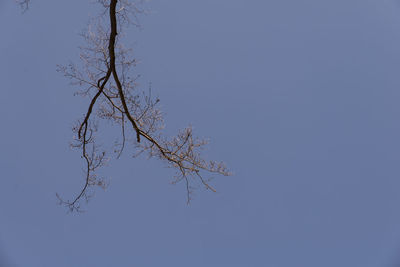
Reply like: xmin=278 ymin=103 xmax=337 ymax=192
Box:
xmin=2 ymin=0 xmax=400 ymax=266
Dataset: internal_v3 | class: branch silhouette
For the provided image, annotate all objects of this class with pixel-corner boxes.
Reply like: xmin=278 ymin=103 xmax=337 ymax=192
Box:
xmin=18 ymin=0 xmax=231 ymax=212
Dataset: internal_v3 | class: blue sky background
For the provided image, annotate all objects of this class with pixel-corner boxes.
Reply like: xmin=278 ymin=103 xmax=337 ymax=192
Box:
xmin=2 ymin=0 xmax=400 ymax=266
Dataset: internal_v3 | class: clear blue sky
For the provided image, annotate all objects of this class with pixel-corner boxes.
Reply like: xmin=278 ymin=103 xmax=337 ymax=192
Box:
xmin=2 ymin=0 xmax=400 ymax=266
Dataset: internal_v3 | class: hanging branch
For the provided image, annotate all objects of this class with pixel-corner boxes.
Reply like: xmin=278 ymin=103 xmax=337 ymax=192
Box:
xmin=30 ymin=0 xmax=230 ymax=211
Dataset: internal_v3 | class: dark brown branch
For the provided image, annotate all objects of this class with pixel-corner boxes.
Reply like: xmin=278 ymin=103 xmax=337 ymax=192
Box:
xmin=78 ymin=74 xmax=110 ymax=139
xmin=109 ymin=0 xmax=141 ymax=143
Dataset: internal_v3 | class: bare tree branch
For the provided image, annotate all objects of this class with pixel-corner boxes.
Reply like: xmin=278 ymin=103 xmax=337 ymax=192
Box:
xmin=15 ymin=0 xmax=30 ymax=12
xmin=22 ymin=0 xmax=231 ymax=211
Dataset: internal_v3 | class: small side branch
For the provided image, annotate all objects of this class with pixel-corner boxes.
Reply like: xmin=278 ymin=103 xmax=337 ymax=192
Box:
xmin=15 ymin=0 xmax=30 ymax=12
